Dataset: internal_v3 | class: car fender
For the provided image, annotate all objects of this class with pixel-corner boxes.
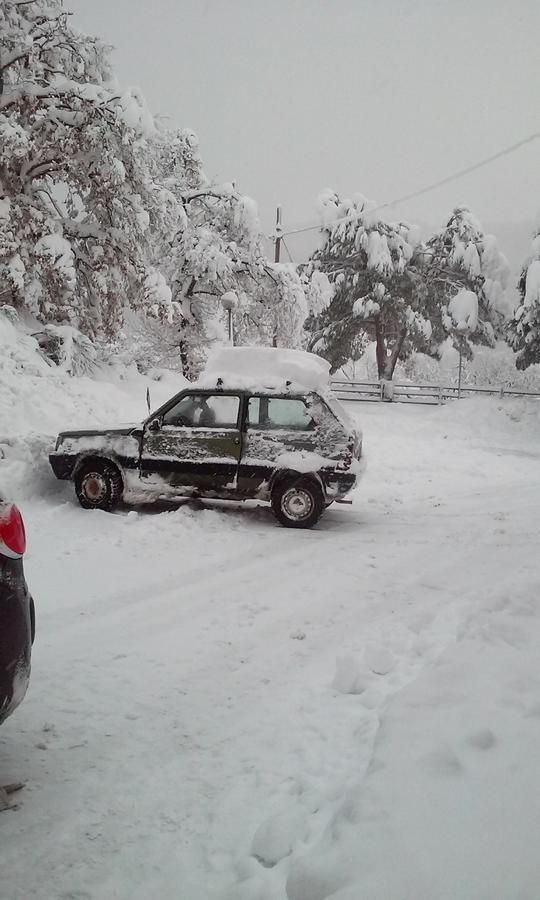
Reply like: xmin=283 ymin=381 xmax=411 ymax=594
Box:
xmin=268 ymin=467 xmax=326 ymax=496
xmin=72 ymin=450 xmax=126 ymax=482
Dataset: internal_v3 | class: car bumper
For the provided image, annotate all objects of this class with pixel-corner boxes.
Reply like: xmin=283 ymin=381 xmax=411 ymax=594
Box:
xmin=323 ymin=471 xmax=358 ymax=498
xmin=0 ymin=557 xmax=34 ymax=725
xmin=49 ymin=452 xmax=76 ymax=480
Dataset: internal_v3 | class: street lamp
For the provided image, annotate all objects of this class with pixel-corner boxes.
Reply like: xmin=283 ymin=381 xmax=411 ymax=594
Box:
xmin=221 ymin=291 xmax=238 ymax=346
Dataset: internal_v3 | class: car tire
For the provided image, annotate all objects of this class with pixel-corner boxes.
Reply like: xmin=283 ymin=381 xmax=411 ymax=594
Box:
xmin=271 ymin=476 xmax=324 ymax=529
xmin=75 ymin=460 xmax=123 ymax=511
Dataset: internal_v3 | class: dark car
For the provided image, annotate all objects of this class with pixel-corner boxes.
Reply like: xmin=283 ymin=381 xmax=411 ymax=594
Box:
xmin=49 ymin=357 xmax=363 ymax=528
xmin=0 ymin=501 xmax=35 ymax=725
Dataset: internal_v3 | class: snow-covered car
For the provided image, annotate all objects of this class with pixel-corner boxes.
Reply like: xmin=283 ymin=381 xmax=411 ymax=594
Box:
xmin=0 ymin=501 xmax=35 ymax=725
xmin=49 ymin=348 xmax=363 ymax=528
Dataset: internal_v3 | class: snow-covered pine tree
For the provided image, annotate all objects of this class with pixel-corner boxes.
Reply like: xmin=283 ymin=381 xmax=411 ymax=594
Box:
xmin=507 ymin=222 xmax=540 ymax=369
xmin=306 ymin=190 xmax=431 ymax=378
xmin=0 ymin=0 xmax=175 ymax=338
xmin=421 ymin=206 xmax=509 ymax=357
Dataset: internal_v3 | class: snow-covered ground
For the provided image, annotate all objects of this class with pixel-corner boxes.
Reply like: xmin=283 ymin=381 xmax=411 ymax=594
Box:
xmin=2 ymin=365 xmax=540 ymax=898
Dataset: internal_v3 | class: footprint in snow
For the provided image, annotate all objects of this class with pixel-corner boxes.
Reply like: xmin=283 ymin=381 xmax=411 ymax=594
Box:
xmin=364 ymin=644 xmax=395 ymax=675
xmin=466 ymin=728 xmax=496 ymax=750
xmin=332 ymin=656 xmax=372 ymax=695
xmin=251 ymin=807 xmax=307 ymax=868
xmin=422 ymin=744 xmax=463 ymax=776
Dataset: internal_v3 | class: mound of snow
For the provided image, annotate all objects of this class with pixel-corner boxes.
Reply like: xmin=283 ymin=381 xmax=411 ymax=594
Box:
xmin=197 ymin=346 xmax=331 ymax=393
xmin=0 ymin=314 xmax=186 ymax=501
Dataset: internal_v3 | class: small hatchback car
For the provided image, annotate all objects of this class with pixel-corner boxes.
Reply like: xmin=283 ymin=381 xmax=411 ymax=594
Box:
xmin=0 ymin=500 xmax=35 ymax=724
xmin=50 ymin=350 xmax=363 ymax=528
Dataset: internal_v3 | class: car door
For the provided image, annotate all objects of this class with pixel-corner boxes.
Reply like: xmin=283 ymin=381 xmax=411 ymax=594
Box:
xmin=140 ymin=391 xmax=243 ymax=493
xmin=237 ymin=394 xmax=318 ymax=494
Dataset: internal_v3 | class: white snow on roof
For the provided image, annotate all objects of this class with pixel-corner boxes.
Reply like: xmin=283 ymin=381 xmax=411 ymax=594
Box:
xmin=196 ymin=346 xmax=331 ymax=393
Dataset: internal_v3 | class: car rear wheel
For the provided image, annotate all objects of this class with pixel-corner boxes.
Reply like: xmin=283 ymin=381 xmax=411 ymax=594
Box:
xmin=75 ymin=460 xmax=123 ymax=511
xmin=271 ymin=477 xmax=324 ymax=529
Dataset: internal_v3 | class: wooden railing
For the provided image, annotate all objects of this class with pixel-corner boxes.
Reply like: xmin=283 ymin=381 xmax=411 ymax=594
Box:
xmin=330 ymin=380 xmax=540 ymax=405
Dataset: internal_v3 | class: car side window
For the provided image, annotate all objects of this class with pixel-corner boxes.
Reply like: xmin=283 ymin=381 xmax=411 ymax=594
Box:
xmin=162 ymin=394 xmax=240 ymax=429
xmin=247 ymin=396 xmax=315 ymax=431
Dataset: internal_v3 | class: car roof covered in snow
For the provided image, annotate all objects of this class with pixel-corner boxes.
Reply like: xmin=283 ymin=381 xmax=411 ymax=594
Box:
xmin=194 ymin=346 xmax=332 ymax=394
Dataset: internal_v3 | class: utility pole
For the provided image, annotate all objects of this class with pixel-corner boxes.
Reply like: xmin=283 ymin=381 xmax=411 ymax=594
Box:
xmin=274 ymin=205 xmax=282 ymax=263
xmin=457 ymin=335 xmax=464 ymax=399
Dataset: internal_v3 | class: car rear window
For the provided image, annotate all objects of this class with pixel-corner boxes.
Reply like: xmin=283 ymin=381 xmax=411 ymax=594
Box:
xmin=247 ymin=397 xmax=315 ymax=431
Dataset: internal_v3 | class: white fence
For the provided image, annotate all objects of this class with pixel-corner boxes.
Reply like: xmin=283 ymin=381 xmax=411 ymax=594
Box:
xmin=331 ymin=379 xmax=540 ymax=405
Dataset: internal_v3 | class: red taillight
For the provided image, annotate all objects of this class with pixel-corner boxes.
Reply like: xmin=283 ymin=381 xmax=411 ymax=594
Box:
xmin=336 ymin=437 xmax=355 ymax=471
xmin=0 ymin=503 xmax=26 ymax=559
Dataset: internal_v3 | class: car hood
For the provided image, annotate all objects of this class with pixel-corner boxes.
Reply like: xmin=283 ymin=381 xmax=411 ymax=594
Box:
xmin=56 ymin=424 xmax=141 ymax=441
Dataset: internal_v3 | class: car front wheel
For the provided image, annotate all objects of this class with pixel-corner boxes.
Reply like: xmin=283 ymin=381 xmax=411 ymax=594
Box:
xmin=75 ymin=460 xmax=123 ymax=511
xmin=271 ymin=477 xmax=324 ymax=529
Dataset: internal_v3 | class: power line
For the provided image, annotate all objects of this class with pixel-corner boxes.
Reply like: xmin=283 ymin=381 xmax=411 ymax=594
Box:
xmin=281 ymin=129 xmax=540 ymax=238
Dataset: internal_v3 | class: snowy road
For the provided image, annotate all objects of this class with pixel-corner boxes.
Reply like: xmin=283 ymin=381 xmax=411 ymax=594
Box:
xmin=2 ymin=399 xmax=540 ymax=899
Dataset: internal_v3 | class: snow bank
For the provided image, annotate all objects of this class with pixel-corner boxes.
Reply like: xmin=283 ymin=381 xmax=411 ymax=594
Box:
xmin=0 ymin=314 xmax=185 ymax=501
xmin=433 ymin=394 xmax=540 ymax=443
xmin=197 ymin=346 xmax=331 ymax=393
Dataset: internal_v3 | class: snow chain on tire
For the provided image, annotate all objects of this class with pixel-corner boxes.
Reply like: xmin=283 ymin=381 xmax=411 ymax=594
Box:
xmin=75 ymin=460 xmax=124 ymax=512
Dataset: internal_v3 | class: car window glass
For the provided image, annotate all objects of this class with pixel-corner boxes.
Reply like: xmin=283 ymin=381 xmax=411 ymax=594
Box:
xmin=163 ymin=394 xmax=240 ymax=429
xmin=247 ymin=397 xmax=314 ymax=430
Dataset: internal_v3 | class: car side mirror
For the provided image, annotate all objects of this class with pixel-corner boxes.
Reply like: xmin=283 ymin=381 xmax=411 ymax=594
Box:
xmin=147 ymin=417 xmax=162 ymax=433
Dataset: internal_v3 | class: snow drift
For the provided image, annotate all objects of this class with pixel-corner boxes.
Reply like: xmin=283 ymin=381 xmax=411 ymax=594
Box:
xmin=0 ymin=313 xmax=185 ymax=501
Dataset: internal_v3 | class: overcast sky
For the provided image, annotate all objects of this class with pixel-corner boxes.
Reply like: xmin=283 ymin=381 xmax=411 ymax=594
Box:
xmin=69 ymin=0 xmax=539 ymax=265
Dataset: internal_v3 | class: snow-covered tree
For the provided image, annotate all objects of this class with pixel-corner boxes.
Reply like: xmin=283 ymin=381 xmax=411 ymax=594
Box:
xmin=0 ymin=2 xmax=312 ymax=374
xmin=233 ymin=262 xmax=310 ymax=351
xmin=421 ymin=206 xmax=509 ymax=357
xmin=0 ymin=0 xmax=175 ymax=337
xmin=306 ymin=191 xmax=431 ymax=379
xmin=152 ymin=128 xmax=310 ymax=376
xmin=507 ymin=223 xmax=540 ymax=369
